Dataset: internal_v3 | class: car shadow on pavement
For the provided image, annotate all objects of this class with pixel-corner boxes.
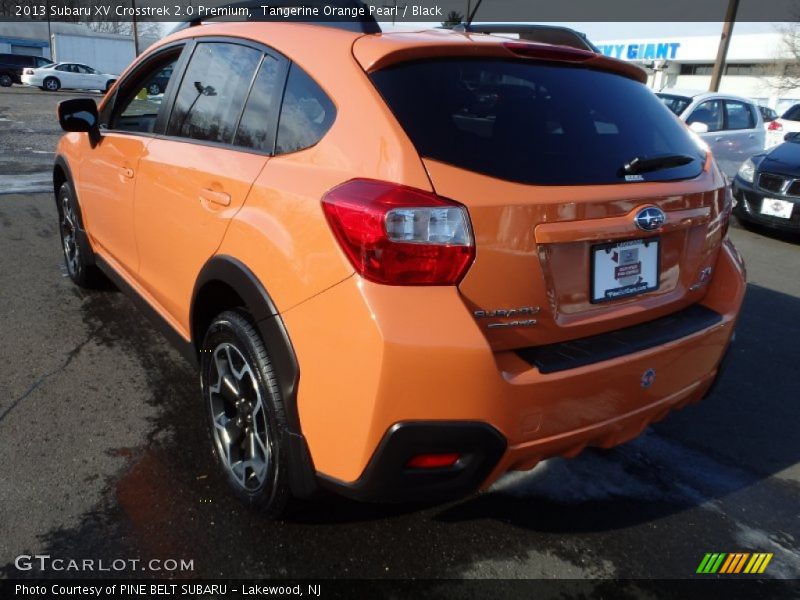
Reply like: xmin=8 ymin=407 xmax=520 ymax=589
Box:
xmin=433 ymin=283 xmax=800 ymax=534
xmin=2 ymin=241 xmax=799 ymax=580
xmin=735 ymin=218 xmax=800 ymax=245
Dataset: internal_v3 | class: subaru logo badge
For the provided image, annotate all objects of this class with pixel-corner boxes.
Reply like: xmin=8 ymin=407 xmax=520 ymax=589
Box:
xmin=641 ymin=368 xmax=656 ymax=389
xmin=635 ymin=207 xmax=666 ymax=231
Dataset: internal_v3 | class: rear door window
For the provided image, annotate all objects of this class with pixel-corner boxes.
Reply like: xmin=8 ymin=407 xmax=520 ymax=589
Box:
xmin=371 ymin=59 xmax=704 ymax=185
xmin=166 ymin=42 xmax=261 ymax=144
xmin=724 ymin=100 xmax=756 ymax=130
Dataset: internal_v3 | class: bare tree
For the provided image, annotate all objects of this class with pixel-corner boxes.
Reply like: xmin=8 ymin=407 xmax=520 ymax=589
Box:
xmin=767 ymin=22 xmax=800 ymax=93
xmin=85 ymin=22 xmax=132 ymax=35
xmin=440 ymin=10 xmax=463 ymax=29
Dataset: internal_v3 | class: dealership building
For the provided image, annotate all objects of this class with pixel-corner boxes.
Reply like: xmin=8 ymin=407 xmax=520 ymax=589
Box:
xmin=595 ymin=30 xmax=799 ymax=113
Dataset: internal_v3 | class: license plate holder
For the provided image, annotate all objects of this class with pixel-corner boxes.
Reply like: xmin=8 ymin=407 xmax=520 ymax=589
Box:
xmin=591 ymin=238 xmax=660 ymax=303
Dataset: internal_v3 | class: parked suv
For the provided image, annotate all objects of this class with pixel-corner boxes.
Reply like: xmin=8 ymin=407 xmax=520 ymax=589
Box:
xmin=0 ymin=53 xmax=52 ymax=87
xmin=54 ymin=17 xmax=745 ymax=514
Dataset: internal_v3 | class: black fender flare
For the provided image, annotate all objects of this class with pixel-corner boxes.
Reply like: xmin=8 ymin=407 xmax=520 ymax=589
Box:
xmin=53 ymin=155 xmax=94 ymax=265
xmin=191 ymin=255 xmax=316 ymax=497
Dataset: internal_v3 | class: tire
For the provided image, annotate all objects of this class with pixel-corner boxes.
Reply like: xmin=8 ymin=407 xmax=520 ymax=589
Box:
xmin=105 ymin=79 xmax=116 ymax=93
xmin=201 ymin=310 xmax=292 ymax=516
xmin=43 ymin=77 xmax=60 ymax=91
xmin=58 ymin=182 xmax=101 ymax=288
xmin=147 ymin=83 xmax=161 ymax=95
xmin=0 ymin=73 xmax=12 ymax=87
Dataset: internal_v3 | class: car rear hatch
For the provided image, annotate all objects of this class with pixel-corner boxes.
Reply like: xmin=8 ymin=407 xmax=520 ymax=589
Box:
xmin=356 ymin=33 xmax=730 ymax=351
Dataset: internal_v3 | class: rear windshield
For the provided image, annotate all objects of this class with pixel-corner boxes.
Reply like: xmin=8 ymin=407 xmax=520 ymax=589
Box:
xmin=371 ymin=59 xmax=705 ymax=185
xmin=656 ymin=93 xmax=692 ymax=116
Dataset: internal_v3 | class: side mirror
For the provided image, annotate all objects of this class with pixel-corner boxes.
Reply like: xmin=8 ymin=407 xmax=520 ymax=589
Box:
xmin=57 ymin=98 xmax=98 ymax=133
xmin=689 ymin=121 xmax=709 ymax=134
xmin=784 ymin=131 xmax=800 ymax=142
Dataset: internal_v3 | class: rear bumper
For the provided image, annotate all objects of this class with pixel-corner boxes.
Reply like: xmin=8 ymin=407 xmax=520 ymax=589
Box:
xmin=284 ymin=239 xmax=745 ymax=500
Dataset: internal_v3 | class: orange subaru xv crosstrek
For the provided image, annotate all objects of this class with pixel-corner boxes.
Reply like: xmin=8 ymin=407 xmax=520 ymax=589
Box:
xmin=54 ymin=15 xmax=745 ymax=515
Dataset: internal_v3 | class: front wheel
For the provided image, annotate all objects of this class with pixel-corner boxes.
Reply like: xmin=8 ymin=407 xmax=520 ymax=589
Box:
xmin=43 ymin=77 xmax=60 ymax=91
xmin=58 ymin=182 xmax=101 ymax=288
xmin=201 ymin=310 xmax=292 ymax=516
xmin=105 ymin=79 xmax=116 ymax=93
xmin=147 ymin=83 xmax=161 ymax=95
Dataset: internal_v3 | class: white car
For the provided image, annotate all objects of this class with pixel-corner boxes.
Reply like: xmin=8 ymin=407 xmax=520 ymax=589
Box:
xmin=656 ymin=89 xmax=766 ymax=178
xmin=766 ymin=104 xmax=800 ymax=148
xmin=21 ymin=62 xmax=118 ymax=93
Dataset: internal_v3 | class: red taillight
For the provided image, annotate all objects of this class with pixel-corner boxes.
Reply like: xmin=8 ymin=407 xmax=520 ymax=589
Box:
xmin=503 ymin=41 xmax=594 ymax=62
xmin=321 ymin=179 xmax=475 ymax=285
xmin=768 ymin=120 xmax=783 ymax=131
xmin=24 ymin=69 xmax=34 ymax=75
xmin=406 ymin=453 xmax=460 ymax=469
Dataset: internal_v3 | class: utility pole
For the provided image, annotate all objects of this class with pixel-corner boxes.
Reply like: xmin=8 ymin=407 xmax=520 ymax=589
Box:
xmin=709 ymin=0 xmax=740 ymax=92
xmin=131 ymin=0 xmax=140 ymax=56
xmin=45 ymin=0 xmax=53 ymax=61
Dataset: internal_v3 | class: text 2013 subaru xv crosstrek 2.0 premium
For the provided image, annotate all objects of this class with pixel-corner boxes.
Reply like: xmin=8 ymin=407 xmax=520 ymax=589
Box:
xmin=53 ymin=13 xmax=745 ymax=515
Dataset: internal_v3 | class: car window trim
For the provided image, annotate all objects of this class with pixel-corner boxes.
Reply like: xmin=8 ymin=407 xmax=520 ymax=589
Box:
xmin=159 ymin=35 xmax=291 ymax=156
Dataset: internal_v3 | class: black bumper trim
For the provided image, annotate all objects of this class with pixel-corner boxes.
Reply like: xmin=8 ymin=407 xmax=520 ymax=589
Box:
xmin=516 ymin=303 xmax=723 ymax=374
xmin=318 ymin=421 xmax=507 ymax=503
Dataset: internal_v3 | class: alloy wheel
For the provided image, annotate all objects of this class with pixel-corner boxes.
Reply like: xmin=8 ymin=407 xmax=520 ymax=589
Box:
xmin=208 ymin=342 xmax=271 ymax=491
xmin=60 ymin=195 xmax=80 ymax=277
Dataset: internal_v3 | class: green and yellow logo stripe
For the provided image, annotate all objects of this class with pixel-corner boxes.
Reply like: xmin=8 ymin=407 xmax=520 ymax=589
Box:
xmin=696 ymin=552 xmax=773 ymax=574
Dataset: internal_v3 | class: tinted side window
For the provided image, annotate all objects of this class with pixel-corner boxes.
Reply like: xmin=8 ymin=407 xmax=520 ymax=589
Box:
xmin=724 ymin=100 xmax=755 ymax=130
xmin=687 ymin=100 xmax=723 ymax=132
xmin=167 ymin=43 xmax=261 ymax=144
xmin=234 ymin=55 xmax=283 ymax=153
xmin=275 ymin=64 xmax=335 ymax=154
xmin=782 ymin=105 xmax=800 ymax=121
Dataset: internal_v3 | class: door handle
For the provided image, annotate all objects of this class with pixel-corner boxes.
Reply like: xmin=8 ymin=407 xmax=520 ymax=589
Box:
xmin=199 ymin=188 xmax=231 ymax=207
xmin=714 ymin=136 xmax=724 ymax=142
xmin=120 ymin=167 xmax=134 ymax=179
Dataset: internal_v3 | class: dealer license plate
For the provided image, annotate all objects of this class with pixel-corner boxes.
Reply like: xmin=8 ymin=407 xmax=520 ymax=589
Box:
xmin=760 ymin=197 xmax=794 ymax=219
xmin=591 ymin=238 xmax=660 ymax=303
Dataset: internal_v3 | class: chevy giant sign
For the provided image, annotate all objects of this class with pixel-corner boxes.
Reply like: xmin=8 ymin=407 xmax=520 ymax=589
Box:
xmin=597 ymin=42 xmax=681 ymax=61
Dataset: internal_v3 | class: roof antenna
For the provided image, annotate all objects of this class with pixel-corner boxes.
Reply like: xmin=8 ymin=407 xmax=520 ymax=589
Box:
xmin=466 ymin=0 xmax=483 ymax=27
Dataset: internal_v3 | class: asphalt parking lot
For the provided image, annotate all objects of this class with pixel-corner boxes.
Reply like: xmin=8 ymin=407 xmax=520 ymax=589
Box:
xmin=1 ymin=85 xmax=799 ymax=590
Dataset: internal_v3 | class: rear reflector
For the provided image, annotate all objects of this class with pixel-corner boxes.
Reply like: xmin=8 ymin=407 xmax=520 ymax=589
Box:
xmin=406 ymin=453 xmax=461 ymax=469
xmin=321 ymin=179 xmax=475 ymax=285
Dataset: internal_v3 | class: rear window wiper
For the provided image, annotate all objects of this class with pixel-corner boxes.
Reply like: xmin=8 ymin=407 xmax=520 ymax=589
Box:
xmin=621 ymin=154 xmax=695 ymax=176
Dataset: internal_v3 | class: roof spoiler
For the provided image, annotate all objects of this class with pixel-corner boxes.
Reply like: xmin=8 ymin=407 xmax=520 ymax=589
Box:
xmin=170 ymin=0 xmax=381 ymax=35
xmin=453 ymin=23 xmax=599 ymax=53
